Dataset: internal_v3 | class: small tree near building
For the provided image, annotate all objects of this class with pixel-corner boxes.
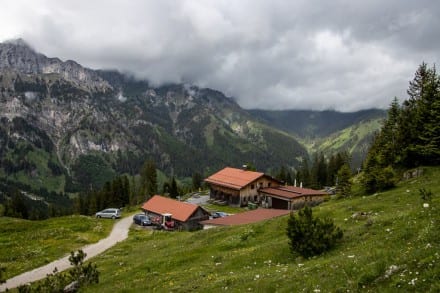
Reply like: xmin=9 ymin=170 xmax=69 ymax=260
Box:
xmin=337 ymin=164 xmax=352 ymax=197
xmin=286 ymin=207 xmax=343 ymax=258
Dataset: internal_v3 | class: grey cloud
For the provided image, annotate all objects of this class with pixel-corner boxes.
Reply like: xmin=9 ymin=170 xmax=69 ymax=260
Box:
xmin=1 ymin=0 xmax=439 ymax=111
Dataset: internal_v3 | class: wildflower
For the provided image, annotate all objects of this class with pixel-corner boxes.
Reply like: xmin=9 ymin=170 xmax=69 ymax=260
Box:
xmin=423 ymin=203 xmax=429 ymax=208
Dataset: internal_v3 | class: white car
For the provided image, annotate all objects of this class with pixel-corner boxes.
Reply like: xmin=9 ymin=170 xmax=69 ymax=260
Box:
xmin=95 ymin=208 xmax=121 ymax=219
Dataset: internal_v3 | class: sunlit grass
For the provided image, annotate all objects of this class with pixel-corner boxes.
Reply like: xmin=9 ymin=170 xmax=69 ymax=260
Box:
xmin=0 ymin=215 xmax=114 ymax=279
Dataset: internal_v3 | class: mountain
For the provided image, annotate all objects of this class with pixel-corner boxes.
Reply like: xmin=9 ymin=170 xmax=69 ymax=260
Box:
xmin=248 ymin=109 xmax=385 ymax=138
xmin=249 ymin=109 xmax=386 ymax=167
xmin=0 ymin=40 xmax=307 ymax=200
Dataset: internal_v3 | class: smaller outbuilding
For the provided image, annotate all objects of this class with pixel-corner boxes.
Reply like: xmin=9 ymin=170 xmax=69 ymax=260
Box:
xmin=141 ymin=195 xmax=210 ymax=231
xmin=259 ymin=186 xmax=329 ymax=210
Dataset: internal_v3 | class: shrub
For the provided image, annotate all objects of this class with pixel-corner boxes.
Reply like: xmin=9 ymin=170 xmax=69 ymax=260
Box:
xmin=0 ymin=266 xmax=5 ymax=284
xmin=286 ymin=206 xmax=343 ymax=258
xmin=419 ymin=188 xmax=433 ymax=202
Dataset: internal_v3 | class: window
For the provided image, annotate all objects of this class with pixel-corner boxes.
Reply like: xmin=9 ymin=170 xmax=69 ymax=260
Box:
xmin=268 ymin=182 xmax=271 ymax=187
xmin=251 ymin=184 xmax=255 ymax=189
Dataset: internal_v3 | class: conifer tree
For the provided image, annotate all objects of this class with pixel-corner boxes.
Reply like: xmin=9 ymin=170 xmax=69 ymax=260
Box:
xmin=336 ymin=164 xmax=352 ymax=197
xmin=192 ymin=172 xmax=203 ymax=191
xmin=286 ymin=206 xmax=343 ymax=258
xmin=169 ymin=176 xmax=179 ymax=199
xmin=140 ymin=160 xmax=157 ymax=199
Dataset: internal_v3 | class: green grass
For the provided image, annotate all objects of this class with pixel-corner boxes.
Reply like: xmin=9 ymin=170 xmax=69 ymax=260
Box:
xmin=0 ymin=215 xmax=114 ymax=279
xmin=80 ymin=167 xmax=440 ymax=292
xmin=203 ymin=203 xmax=246 ymax=214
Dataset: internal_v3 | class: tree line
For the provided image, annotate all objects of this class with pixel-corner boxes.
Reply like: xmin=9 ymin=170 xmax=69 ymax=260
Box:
xmin=274 ymin=151 xmax=351 ymax=190
xmin=362 ymin=63 xmax=440 ymax=193
xmin=74 ymin=160 xmax=205 ymax=216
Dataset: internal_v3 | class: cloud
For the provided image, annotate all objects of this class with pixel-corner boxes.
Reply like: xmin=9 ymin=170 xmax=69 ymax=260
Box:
xmin=0 ymin=0 xmax=439 ymax=111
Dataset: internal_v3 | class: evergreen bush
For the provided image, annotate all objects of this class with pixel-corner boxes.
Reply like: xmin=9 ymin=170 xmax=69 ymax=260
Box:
xmin=286 ymin=206 xmax=343 ymax=258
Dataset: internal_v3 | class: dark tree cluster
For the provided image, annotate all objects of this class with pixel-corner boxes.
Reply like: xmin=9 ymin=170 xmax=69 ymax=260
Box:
xmin=277 ymin=152 xmax=350 ymax=190
xmin=0 ymin=178 xmax=72 ymax=220
xmin=75 ymin=175 xmax=130 ymax=216
xmin=362 ymin=63 xmax=440 ymax=193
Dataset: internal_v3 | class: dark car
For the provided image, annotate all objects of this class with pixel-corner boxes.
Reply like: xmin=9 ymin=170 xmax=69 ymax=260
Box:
xmin=133 ymin=214 xmax=152 ymax=226
xmin=212 ymin=211 xmax=228 ymax=218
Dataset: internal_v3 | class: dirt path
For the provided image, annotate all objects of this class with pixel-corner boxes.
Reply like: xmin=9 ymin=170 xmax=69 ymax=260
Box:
xmin=0 ymin=216 xmax=133 ymax=291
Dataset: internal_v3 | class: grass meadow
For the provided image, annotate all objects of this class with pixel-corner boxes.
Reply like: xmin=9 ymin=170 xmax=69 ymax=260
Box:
xmin=82 ymin=167 xmax=440 ymax=292
xmin=0 ymin=215 xmax=113 ymax=279
xmin=2 ymin=167 xmax=439 ymax=291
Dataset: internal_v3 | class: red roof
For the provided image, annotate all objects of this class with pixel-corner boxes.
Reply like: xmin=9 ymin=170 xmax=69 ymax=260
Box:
xmin=260 ymin=186 xmax=328 ymax=199
xmin=204 ymin=167 xmax=265 ymax=190
xmin=141 ymin=195 xmax=200 ymax=222
xmin=200 ymin=208 xmax=290 ymax=226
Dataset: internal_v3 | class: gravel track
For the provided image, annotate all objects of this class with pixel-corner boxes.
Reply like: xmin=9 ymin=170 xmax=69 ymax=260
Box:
xmin=0 ymin=216 xmax=132 ymax=291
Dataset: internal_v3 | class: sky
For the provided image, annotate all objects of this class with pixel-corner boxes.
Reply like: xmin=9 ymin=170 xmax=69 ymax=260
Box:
xmin=0 ymin=1 xmax=439 ymax=112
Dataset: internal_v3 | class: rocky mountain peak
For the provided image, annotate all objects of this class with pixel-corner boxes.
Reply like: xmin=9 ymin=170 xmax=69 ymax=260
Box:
xmin=0 ymin=39 xmax=112 ymax=92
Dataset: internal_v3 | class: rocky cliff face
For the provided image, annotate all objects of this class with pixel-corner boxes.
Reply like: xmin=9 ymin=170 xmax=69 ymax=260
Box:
xmin=0 ymin=39 xmax=111 ymax=92
xmin=0 ymin=40 xmax=307 ymax=194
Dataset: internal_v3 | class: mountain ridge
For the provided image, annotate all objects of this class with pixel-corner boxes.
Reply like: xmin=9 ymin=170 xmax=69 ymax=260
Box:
xmin=249 ymin=109 xmax=386 ymax=166
xmin=0 ymin=40 xmax=307 ymax=199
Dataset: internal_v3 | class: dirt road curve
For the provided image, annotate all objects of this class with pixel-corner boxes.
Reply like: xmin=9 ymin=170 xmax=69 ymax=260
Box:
xmin=0 ymin=216 xmax=133 ymax=291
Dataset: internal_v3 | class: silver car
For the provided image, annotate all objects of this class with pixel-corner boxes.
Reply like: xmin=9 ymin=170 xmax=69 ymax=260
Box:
xmin=95 ymin=208 xmax=121 ymax=219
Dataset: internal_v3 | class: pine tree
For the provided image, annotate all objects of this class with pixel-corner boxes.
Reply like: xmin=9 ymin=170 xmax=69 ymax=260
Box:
xmin=277 ymin=166 xmax=288 ymax=183
xmin=401 ymin=63 xmax=440 ymax=165
xmin=299 ymin=158 xmax=311 ymax=187
xmin=140 ymin=160 xmax=157 ymax=199
xmin=286 ymin=206 xmax=343 ymax=258
xmin=336 ymin=164 xmax=352 ymax=197
xmin=169 ymin=177 xmax=179 ymax=199
xmin=192 ymin=172 xmax=203 ymax=191
xmin=381 ymin=97 xmax=401 ymax=165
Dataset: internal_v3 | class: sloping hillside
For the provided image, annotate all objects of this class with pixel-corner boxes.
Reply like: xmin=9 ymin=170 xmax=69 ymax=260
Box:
xmin=249 ymin=109 xmax=386 ymax=167
xmin=303 ymin=118 xmax=383 ymax=168
xmin=249 ymin=109 xmax=385 ymax=138
xmin=77 ymin=167 xmax=439 ymax=292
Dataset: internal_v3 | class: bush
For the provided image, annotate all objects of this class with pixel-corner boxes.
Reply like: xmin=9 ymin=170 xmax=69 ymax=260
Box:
xmin=286 ymin=206 xmax=343 ymax=258
xmin=419 ymin=188 xmax=433 ymax=202
xmin=17 ymin=250 xmax=99 ymax=292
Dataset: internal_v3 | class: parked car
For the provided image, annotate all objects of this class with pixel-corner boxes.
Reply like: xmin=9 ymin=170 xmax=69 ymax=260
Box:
xmin=133 ymin=214 xmax=152 ymax=226
xmin=95 ymin=208 xmax=121 ymax=219
xmin=212 ymin=211 xmax=228 ymax=218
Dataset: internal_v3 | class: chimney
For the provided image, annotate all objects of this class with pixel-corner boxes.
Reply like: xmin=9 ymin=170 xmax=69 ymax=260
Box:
xmin=300 ymin=182 xmax=303 ymax=188
xmin=294 ymin=179 xmax=297 ymax=187
xmin=242 ymin=164 xmax=248 ymax=170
